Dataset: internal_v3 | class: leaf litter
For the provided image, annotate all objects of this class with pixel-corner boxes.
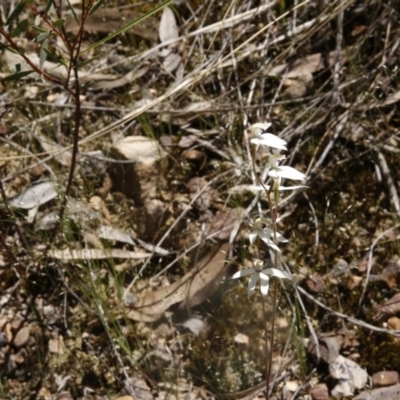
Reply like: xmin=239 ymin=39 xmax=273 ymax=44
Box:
xmin=0 ymin=0 xmax=400 ymax=398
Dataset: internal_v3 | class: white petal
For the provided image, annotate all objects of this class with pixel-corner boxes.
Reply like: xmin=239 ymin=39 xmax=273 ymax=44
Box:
xmin=256 ymin=230 xmax=273 ymax=242
xmin=245 ymin=184 xmax=306 ymax=192
xmin=249 ymin=231 xmax=258 ymax=243
xmin=278 ymin=185 xmax=308 ymax=191
xmin=263 ymin=268 xmax=291 ymax=280
xmin=248 ymin=274 xmax=259 ymax=297
xmin=251 ymin=122 xmax=272 ymax=137
xmin=262 ymin=239 xmax=281 ymax=252
xmin=251 ymin=134 xmax=287 ymax=150
xmin=269 ymin=166 xmax=306 ymax=181
xmin=261 ymin=228 xmax=288 ymax=243
xmin=231 ymin=268 xmax=256 ymax=279
xmin=259 ymin=273 xmax=270 ymax=296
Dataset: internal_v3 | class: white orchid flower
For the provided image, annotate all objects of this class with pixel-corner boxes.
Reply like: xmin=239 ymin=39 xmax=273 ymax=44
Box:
xmin=250 ymin=123 xmax=287 ymax=151
xmin=232 ymin=259 xmax=291 ymax=297
xmin=249 ymin=217 xmax=288 ymax=252
xmin=269 ymin=166 xmax=306 ymax=181
xmin=268 ymin=154 xmax=306 ymax=182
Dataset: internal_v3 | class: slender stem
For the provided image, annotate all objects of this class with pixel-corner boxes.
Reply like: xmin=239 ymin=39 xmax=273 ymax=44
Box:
xmin=265 ymin=279 xmax=278 ymax=398
xmin=260 ymin=293 xmax=269 ymax=400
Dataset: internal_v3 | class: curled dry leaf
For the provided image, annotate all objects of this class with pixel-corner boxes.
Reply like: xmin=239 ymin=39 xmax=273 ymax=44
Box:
xmin=97 ymin=225 xmax=135 ymax=246
xmin=126 ymin=243 xmax=229 ymax=322
xmin=159 ymin=7 xmax=179 ymax=43
xmin=159 ymin=7 xmax=182 ymax=73
xmin=35 ymin=133 xmax=74 ymax=168
xmin=373 ymin=293 xmax=400 ymax=321
xmin=307 ymin=334 xmax=343 ymax=364
xmin=266 ymin=47 xmax=355 ymax=79
xmin=8 ymin=181 xmax=58 ymax=209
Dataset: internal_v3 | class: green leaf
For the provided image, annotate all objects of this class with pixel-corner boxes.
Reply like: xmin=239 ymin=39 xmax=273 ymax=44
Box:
xmin=39 ymin=38 xmax=48 ymax=68
xmin=81 ymin=0 xmax=173 ymax=54
xmin=5 ymin=1 xmax=25 ymax=26
xmin=89 ymin=0 xmax=106 ymax=16
xmin=42 ymin=47 xmax=65 ymax=65
xmin=77 ymin=55 xmax=98 ymax=69
xmin=52 ymin=18 xmax=65 ymax=27
xmin=44 ymin=0 xmax=55 ymax=16
xmin=66 ymin=0 xmax=79 ymax=25
xmin=35 ymin=31 xmax=51 ymax=43
xmin=2 ymin=45 xmax=23 ymax=55
xmin=2 ymin=70 xmax=34 ymax=81
xmin=1 ymin=5 xmax=6 ymax=24
xmin=11 ymin=18 xmax=29 ymax=37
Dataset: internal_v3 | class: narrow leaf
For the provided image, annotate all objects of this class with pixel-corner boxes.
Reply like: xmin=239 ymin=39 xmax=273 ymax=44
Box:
xmin=3 ymin=70 xmax=34 ymax=81
xmin=39 ymin=39 xmax=49 ymax=68
xmin=42 ymin=47 xmax=65 ymax=65
xmin=11 ymin=18 xmax=29 ymax=37
xmin=35 ymin=31 xmax=51 ymax=43
xmin=52 ymin=18 xmax=65 ymax=27
xmin=0 ymin=5 xmax=6 ymax=24
xmin=89 ymin=0 xmax=106 ymax=15
xmin=5 ymin=1 xmax=25 ymax=26
xmin=44 ymin=0 xmax=55 ymax=16
xmin=66 ymin=0 xmax=79 ymax=25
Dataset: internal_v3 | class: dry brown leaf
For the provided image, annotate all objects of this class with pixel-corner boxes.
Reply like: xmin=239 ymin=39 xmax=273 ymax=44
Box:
xmin=207 ymin=208 xmax=242 ymax=241
xmin=65 ymin=8 xmax=158 ymax=42
xmin=382 ymin=91 xmax=400 ymax=106
xmin=159 ymin=7 xmax=179 ymax=43
xmin=308 ymin=334 xmax=343 ymax=364
xmin=373 ymin=293 xmax=400 ymax=321
xmin=35 ymin=133 xmax=74 ymax=167
xmin=127 ymin=243 xmax=229 ymax=322
xmin=266 ymin=47 xmax=355 ymax=78
xmin=158 ymin=7 xmax=182 ymax=73
xmin=49 ymin=248 xmax=151 ymax=261
xmin=9 ymin=181 xmax=58 ymax=209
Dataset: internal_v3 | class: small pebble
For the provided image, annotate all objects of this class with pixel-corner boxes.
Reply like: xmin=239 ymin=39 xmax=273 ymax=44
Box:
xmin=13 ymin=326 xmax=30 ymax=348
xmin=310 ymin=383 xmax=329 ymax=400
xmin=372 ymin=371 xmax=399 ymax=387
